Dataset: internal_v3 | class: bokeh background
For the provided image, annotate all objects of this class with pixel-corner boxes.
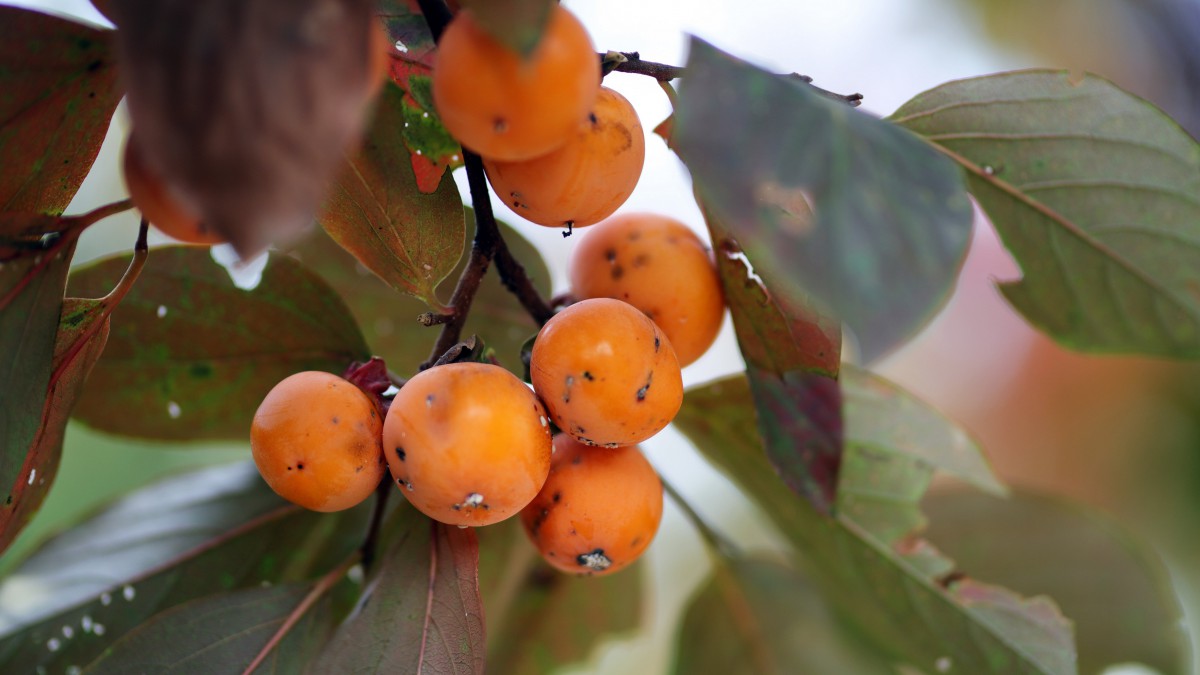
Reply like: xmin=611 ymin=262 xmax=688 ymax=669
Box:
xmin=2 ymin=0 xmax=1199 ymax=673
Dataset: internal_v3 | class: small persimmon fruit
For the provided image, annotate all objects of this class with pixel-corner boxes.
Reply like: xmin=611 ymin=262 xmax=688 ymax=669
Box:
xmin=251 ymin=371 xmax=386 ymax=512
xmin=122 ymin=132 xmax=223 ymax=245
xmin=384 ymin=362 xmax=553 ymax=527
xmin=530 ymin=298 xmax=683 ymax=447
xmin=569 ymin=213 xmax=725 ymax=366
xmin=484 ymin=86 xmax=645 ymax=230
xmin=432 ymin=5 xmax=600 ymax=161
xmin=521 ymin=435 xmax=663 ymax=576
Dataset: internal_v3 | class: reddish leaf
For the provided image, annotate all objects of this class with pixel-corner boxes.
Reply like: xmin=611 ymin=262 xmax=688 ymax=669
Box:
xmin=112 ymin=0 xmax=381 ymax=256
xmin=321 ymin=82 xmax=465 ymax=311
xmin=0 ymin=8 xmax=121 ymax=215
xmin=315 ymin=505 xmax=485 ymax=674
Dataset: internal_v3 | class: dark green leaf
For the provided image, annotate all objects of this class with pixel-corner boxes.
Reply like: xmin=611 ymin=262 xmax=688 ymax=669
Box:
xmin=0 ymin=8 xmax=121 ymax=214
xmin=68 ymin=246 xmax=369 ymax=441
xmin=674 ymin=38 xmax=973 ymax=361
xmin=671 ymin=558 xmax=892 ymax=675
xmin=891 ymin=70 xmax=1200 ymax=358
xmin=321 ymin=82 xmax=465 ymax=311
xmin=289 ymin=210 xmax=550 ymax=372
xmin=314 ymin=504 xmax=485 ymax=674
xmin=458 ymin=0 xmax=555 ymax=57
xmin=476 ymin=519 xmax=641 ymax=674
xmin=676 ymin=377 xmax=1076 ymax=675
xmin=84 ymin=583 xmax=336 ymax=675
xmin=925 ymin=487 xmax=1186 ymax=674
xmin=0 ymin=462 xmax=369 ymax=673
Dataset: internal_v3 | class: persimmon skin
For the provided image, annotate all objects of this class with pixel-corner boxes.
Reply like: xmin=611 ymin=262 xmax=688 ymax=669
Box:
xmin=384 ymin=362 xmax=553 ymax=527
xmin=432 ymin=5 xmax=600 ymax=161
xmin=521 ymin=436 xmax=663 ymax=576
xmin=122 ymin=133 xmax=223 ymax=245
xmin=531 ymin=298 xmax=683 ymax=447
xmin=484 ymin=87 xmax=644 ymax=229
xmin=569 ymin=213 xmax=725 ymax=367
xmin=251 ymin=371 xmax=386 ymax=513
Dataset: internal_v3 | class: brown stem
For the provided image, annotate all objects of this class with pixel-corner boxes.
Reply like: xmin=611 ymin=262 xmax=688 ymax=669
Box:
xmin=360 ymin=477 xmax=393 ymax=572
xmin=493 ymin=239 xmax=554 ymax=325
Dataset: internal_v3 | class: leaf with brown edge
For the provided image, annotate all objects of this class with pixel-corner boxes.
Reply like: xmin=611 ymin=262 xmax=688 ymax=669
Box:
xmin=68 ymin=246 xmax=369 ymax=441
xmin=111 ymin=0 xmax=381 ymax=257
xmin=458 ymin=0 xmax=555 ymax=57
xmin=676 ymin=377 xmax=1076 ymax=675
xmin=0 ymin=8 xmax=121 ymax=215
xmin=321 ymin=81 xmax=465 ymax=312
xmin=314 ymin=504 xmax=485 ymax=674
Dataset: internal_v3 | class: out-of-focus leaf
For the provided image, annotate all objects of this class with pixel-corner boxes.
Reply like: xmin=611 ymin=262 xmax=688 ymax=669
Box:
xmin=925 ymin=487 xmax=1187 ymax=675
xmin=84 ymin=583 xmax=337 ymax=675
xmin=321 ymin=82 xmax=465 ymax=311
xmin=476 ymin=519 xmax=641 ymax=674
xmin=676 ymin=377 xmax=1076 ymax=675
xmin=113 ymin=0 xmax=379 ymax=256
xmin=674 ymin=38 xmax=973 ymax=362
xmin=0 ymin=464 xmax=369 ymax=673
xmin=458 ymin=0 xmax=555 ymax=57
xmin=0 ymin=8 xmax=121 ymax=215
xmin=705 ymin=209 xmax=844 ymax=513
xmin=892 ymin=70 xmax=1200 ymax=358
xmin=314 ymin=504 xmax=485 ymax=674
xmin=671 ymin=557 xmax=892 ymax=675
xmin=67 ymin=246 xmax=369 ymax=441
xmin=289 ymin=210 xmax=549 ymax=372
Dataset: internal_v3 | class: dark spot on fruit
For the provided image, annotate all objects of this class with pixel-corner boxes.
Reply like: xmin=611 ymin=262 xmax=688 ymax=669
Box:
xmin=552 ymin=492 xmax=561 ymax=503
xmin=628 ymin=231 xmax=641 ymax=241
xmin=563 ymin=375 xmax=575 ymax=403
xmin=611 ymin=265 xmax=625 ymax=280
xmin=332 ymin=416 xmax=340 ymax=425
xmin=605 ymin=248 xmax=617 ymax=262
xmin=287 ymin=466 xmax=293 ymax=471
xmin=577 ymin=549 xmax=612 ymax=571
xmin=637 ymin=372 xmax=653 ymax=401
xmin=573 ymin=424 xmax=587 ymax=435
xmin=633 ymin=254 xmax=650 ymax=267
xmin=355 ymin=465 xmax=363 ymax=473
xmin=426 ymin=394 xmax=435 ymax=406
xmin=296 ymin=463 xmax=305 ymax=470
xmin=529 ymin=507 xmax=551 ymax=536
xmin=654 ymin=335 xmax=661 ymax=352
xmin=482 ymin=504 xmax=490 ymax=510
xmin=631 ymin=536 xmax=643 ymax=547
xmin=493 ymin=117 xmax=508 ymax=133
xmin=572 ymin=454 xmax=583 ymax=465
xmin=395 ymin=446 xmax=406 ymax=461
xmin=589 ymin=112 xmax=599 ymax=125
xmin=451 ymin=504 xmax=461 ymax=511
xmin=582 ymin=371 xmax=595 ymax=381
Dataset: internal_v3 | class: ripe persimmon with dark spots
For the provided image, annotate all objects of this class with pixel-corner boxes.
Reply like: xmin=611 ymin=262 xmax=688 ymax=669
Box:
xmin=431 ymin=5 xmax=600 ymax=161
xmin=251 ymin=371 xmax=386 ymax=512
xmin=484 ymin=86 xmax=645 ymax=230
xmin=531 ymin=298 xmax=683 ymax=447
xmin=383 ymin=362 xmax=553 ymax=527
xmin=521 ymin=435 xmax=663 ymax=576
xmin=122 ymin=132 xmax=224 ymax=245
xmin=569 ymin=213 xmax=725 ymax=366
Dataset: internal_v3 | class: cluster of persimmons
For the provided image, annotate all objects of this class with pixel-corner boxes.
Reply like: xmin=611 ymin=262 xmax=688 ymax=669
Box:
xmin=122 ymin=6 xmax=727 ymax=576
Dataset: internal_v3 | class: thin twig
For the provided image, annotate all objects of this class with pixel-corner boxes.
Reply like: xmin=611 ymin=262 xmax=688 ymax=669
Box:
xmin=493 ymin=240 xmax=554 ymax=325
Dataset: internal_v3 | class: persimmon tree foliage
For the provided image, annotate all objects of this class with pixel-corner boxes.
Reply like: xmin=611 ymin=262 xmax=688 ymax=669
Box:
xmin=0 ymin=0 xmax=1195 ymax=673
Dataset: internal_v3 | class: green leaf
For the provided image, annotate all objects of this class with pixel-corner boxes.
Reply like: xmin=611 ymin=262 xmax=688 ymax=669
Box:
xmin=67 ymin=246 xmax=369 ymax=441
xmin=891 ymin=70 xmax=1200 ymax=358
xmin=314 ymin=504 xmax=485 ymax=674
xmin=83 ymin=583 xmax=336 ymax=674
xmin=671 ymin=557 xmax=892 ymax=675
xmin=676 ymin=377 xmax=1077 ymax=675
xmin=0 ymin=8 xmax=121 ymax=214
xmin=321 ymin=82 xmax=465 ymax=311
xmin=477 ymin=519 xmax=642 ymax=674
xmin=458 ymin=0 xmax=555 ymax=57
xmin=674 ymin=38 xmax=973 ymax=362
xmin=0 ymin=462 xmax=369 ymax=673
xmin=924 ymin=487 xmax=1187 ymax=674
xmin=289 ymin=210 xmax=550 ymax=372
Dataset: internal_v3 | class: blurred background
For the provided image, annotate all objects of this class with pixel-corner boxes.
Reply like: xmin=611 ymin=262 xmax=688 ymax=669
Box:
xmin=2 ymin=0 xmax=1200 ymax=673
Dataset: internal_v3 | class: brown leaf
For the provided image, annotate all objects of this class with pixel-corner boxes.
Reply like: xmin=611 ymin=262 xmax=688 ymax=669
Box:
xmin=112 ymin=0 xmax=381 ymax=257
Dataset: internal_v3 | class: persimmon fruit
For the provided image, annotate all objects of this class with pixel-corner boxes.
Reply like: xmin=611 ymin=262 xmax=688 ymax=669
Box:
xmin=521 ymin=435 xmax=663 ymax=576
xmin=383 ymin=362 xmax=553 ymax=527
xmin=250 ymin=371 xmax=386 ymax=512
xmin=122 ymin=132 xmax=223 ymax=245
xmin=431 ymin=5 xmax=600 ymax=161
xmin=484 ymin=86 xmax=645 ymax=230
xmin=569 ymin=213 xmax=725 ymax=366
xmin=531 ymin=298 xmax=683 ymax=447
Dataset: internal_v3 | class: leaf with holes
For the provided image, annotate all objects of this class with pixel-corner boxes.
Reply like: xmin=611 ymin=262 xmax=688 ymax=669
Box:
xmin=892 ymin=70 xmax=1200 ymax=358
xmin=67 ymin=246 xmax=369 ymax=441
xmin=674 ymin=38 xmax=973 ymax=362
xmin=476 ymin=519 xmax=642 ymax=673
xmin=0 ymin=462 xmax=369 ymax=673
xmin=676 ymin=377 xmax=1075 ymax=675
xmin=322 ymin=82 xmax=465 ymax=312
xmin=0 ymin=8 xmax=121 ymax=215
xmin=314 ymin=504 xmax=485 ymax=674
